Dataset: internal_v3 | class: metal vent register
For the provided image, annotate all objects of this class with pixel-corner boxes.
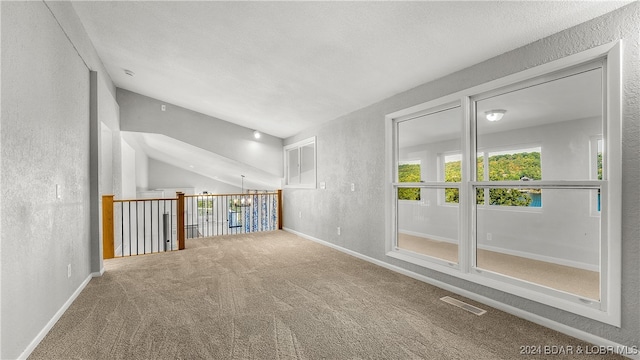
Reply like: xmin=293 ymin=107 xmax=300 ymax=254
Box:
xmin=440 ymin=296 xmax=487 ymax=316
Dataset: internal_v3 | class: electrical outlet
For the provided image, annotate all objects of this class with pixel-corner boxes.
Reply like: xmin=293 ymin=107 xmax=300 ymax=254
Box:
xmin=161 ymin=104 xmax=166 ymax=111
xmin=67 ymin=264 xmax=71 ymax=278
xmin=337 ymin=227 xmax=341 ymax=235
xmin=486 ymin=233 xmax=492 ymax=241
xmin=350 ymin=183 xmax=355 ymax=192
xmin=320 ymin=182 xmax=326 ymax=189
xmin=298 ymin=211 xmax=302 ymax=219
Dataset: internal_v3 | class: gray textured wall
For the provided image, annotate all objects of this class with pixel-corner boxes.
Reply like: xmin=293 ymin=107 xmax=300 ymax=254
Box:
xmin=284 ymin=3 xmax=640 ymax=347
xmin=1 ymin=2 xmax=117 ymax=358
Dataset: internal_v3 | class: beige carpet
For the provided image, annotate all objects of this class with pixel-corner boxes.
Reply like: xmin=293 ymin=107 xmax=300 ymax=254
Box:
xmin=30 ymin=231 xmax=620 ymax=359
xmin=398 ymin=234 xmax=599 ymax=300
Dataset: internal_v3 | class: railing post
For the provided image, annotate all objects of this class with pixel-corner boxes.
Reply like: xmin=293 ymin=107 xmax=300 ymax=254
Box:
xmin=277 ymin=189 xmax=283 ymax=230
xmin=177 ymin=192 xmax=186 ymax=250
xmin=102 ymin=195 xmax=115 ymax=259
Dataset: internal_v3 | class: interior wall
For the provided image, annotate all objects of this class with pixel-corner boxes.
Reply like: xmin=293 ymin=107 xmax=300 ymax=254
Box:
xmin=116 ymin=88 xmax=284 ymax=178
xmin=283 ymin=3 xmax=639 ymax=348
xmin=121 ymin=140 xmax=138 ymax=199
xmin=148 ymin=158 xmax=241 ymax=195
xmin=101 ymin=124 xmax=114 ymax=195
xmin=0 ymin=2 xmax=104 ymax=358
xmin=135 ymin=144 xmax=149 ymax=191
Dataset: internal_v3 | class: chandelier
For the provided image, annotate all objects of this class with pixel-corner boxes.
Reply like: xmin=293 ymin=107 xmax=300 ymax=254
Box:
xmin=233 ymin=175 xmax=252 ymax=207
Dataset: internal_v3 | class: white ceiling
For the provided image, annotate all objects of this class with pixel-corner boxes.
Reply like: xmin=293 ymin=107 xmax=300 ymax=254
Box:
xmin=72 ymin=1 xmax=630 ymax=139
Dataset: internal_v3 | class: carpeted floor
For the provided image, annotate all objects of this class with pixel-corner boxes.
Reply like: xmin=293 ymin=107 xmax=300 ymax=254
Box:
xmin=30 ymin=231 xmax=621 ymax=359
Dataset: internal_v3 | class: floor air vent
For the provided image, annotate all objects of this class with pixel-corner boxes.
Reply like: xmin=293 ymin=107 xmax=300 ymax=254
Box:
xmin=440 ymin=296 xmax=487 ymax=316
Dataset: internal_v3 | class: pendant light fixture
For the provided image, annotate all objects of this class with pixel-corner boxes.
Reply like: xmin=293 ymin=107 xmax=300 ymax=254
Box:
xmin=233 ymin=175 xmax=252 ymax=207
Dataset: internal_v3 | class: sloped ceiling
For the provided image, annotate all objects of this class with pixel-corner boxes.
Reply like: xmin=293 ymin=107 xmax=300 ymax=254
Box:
xmin=73 ymin=1 xmax=630 ymax=139
xmin=123 ymin=132 xmax=282 ymax=190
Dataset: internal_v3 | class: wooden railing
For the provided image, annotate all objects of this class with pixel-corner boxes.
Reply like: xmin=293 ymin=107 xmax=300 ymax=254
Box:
xmin=102 ymin=190 xmax=282 ymax=259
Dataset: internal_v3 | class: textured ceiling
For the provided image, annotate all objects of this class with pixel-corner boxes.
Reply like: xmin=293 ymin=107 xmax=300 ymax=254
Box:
xmin=72 ymin=1 xmax=630 ymax=139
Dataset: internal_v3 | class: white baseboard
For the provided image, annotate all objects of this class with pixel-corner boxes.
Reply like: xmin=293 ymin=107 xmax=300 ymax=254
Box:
xmin=17 ymin=274 xmax=93 ymax=360
xmin=399 ymin=230 xmax=598 ymax=272
xmin=92 ymin=267 xmax=105 ymax=277
xmin=284 ymin=228 xmax=638 ymax=360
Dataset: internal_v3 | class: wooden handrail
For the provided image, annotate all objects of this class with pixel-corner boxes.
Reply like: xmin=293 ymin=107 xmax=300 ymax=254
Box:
xmin=102 ymin=195 xmax=115 ymax=259
xmin=183 ymin=192 xmax=279 ymax=198
xmin=113 ymin=197 xmax=178 ymax=203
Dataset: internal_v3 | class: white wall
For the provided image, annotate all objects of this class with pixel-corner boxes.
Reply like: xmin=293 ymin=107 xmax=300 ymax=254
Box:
xmin=121 ymin=140 xmax=138 ymax=199
xmin=0 ymin=2 xmax=116 ymax=358
xmin=283 ymin=3 xmax=639 ymax=348
xmin=135 ymin=145 xmax=149 ymax=191
xmin=101 ymin=123 xmax=114 ymax=195
xmin=148 ymin=158 xmax=242 ymax=195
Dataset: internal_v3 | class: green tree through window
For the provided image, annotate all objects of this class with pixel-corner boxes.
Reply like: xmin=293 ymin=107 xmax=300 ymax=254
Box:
xmin=398 ymin=162 xmax=421 ymax=200
xmin=445 ymin=149 xmax=542 ymax=206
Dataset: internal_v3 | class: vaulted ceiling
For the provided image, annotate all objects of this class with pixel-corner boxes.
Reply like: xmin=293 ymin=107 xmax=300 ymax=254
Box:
xmin=72 ymin=1 xmax=630 ymax=139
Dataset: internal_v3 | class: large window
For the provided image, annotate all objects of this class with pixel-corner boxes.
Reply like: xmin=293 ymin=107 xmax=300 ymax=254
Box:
xmin=387 ymin=42 xmax=621 ymax=326
xmin=473 ymin=63 xmax=603 ymax=302
xmin=284 ymin=137 xmax=316 ymax=188
xmin=395 ymin=104 xmax=461 ymax=265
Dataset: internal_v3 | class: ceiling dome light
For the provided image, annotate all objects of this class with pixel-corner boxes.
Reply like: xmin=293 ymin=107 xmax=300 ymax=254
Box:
xmin=253 ymin=130 xmax=261 ymax=139
xmin=485 ymin=109 xmax=506 ymax=122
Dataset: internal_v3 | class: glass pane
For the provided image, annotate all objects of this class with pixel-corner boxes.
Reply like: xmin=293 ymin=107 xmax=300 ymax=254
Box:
xmin=397 ymin=187 xmax=459 ymax=263
xmin=444 ymin=154 xmax=460 ymax=203
xmin=287 ymin=148 xmax=299 ymax=184
xmin=300 ymin=143 xmax=315 ymax=184
xmin=397 ymin=106 xmax=462 ymax=183
xmin=597 ymin=139 xmax=603 ymax=180
xmin=398 ymin=160 xmax=421 ymax=200
xmin=475 ymin=187 xmax=600 ymax=300
xmin=476 ymin=67 xmax=603 ymax=181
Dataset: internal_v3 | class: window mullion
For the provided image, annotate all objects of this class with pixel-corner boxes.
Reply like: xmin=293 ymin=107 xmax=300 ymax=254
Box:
xmin=460 ymin=96 xmax=472 ymax=273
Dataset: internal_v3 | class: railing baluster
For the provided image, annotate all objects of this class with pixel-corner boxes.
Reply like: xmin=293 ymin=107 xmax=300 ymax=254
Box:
xmin=143 ymin=200 xmax=146 ymax=255
xmin=129 ymin=202 xmax=132 ymax=255
xmin=121 ymin=202 xmax=124 ymax=256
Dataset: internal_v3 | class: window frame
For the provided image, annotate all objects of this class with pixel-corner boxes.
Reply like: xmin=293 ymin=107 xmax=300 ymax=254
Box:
xmin=284 ymin=136 xmax=317 ymax=189
xmin=438 ymin=152 xmax=462 ymax=206
xmin=385 ymin=40 xmax=622 ymax=326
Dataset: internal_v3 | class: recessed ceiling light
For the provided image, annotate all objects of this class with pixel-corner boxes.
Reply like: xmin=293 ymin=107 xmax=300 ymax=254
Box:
xmin=124 ymin=69 xmax=135 ymax=77
xmin=485 ymin=109 xmax=506 ymax=122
